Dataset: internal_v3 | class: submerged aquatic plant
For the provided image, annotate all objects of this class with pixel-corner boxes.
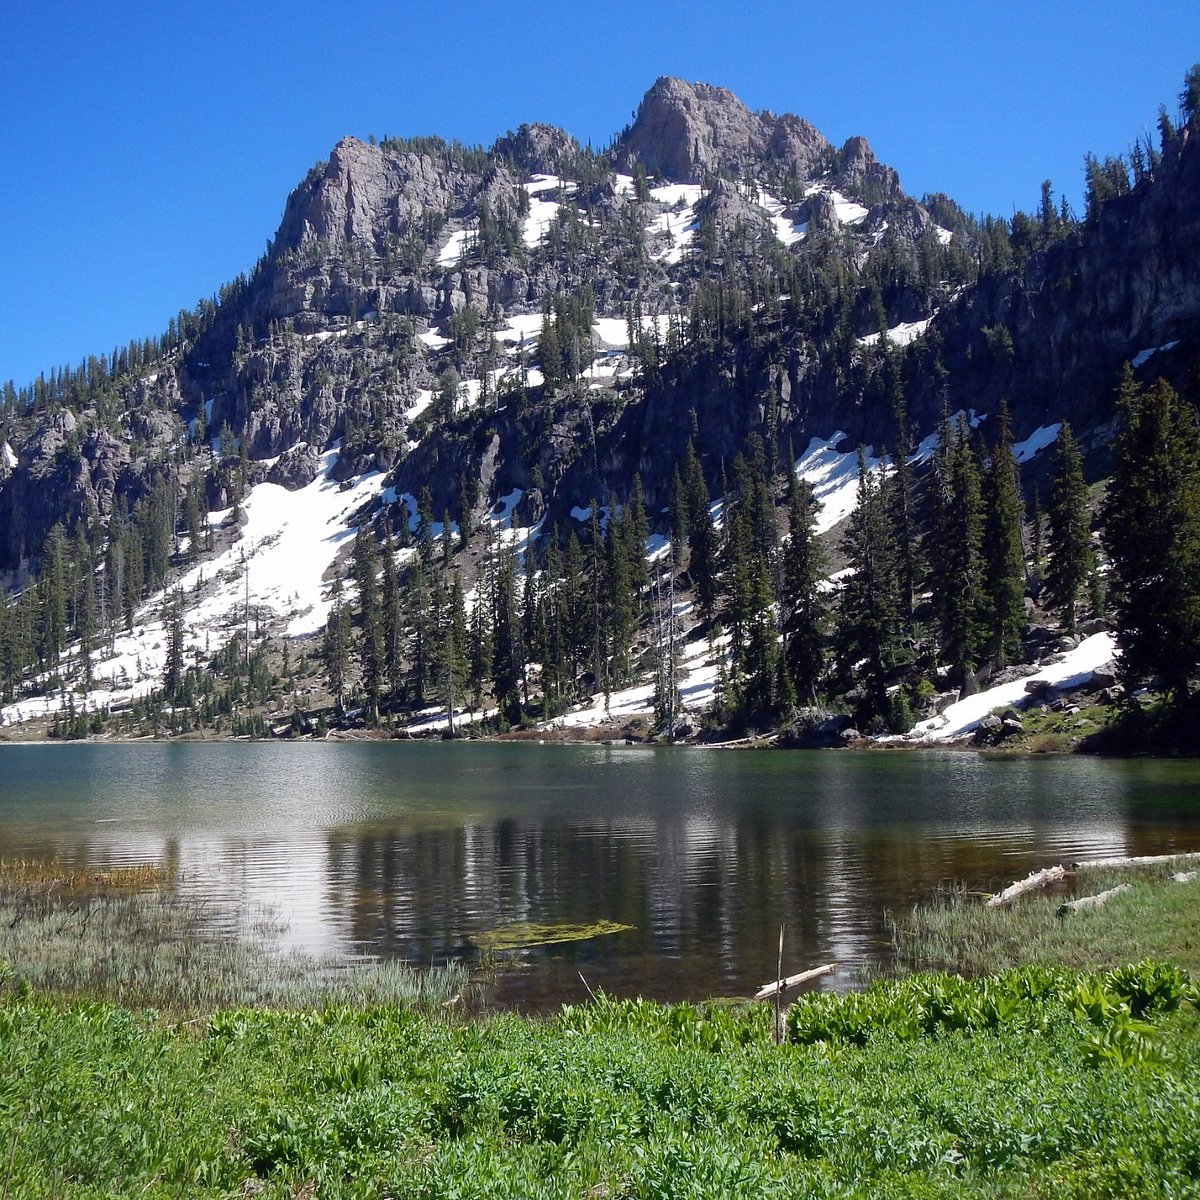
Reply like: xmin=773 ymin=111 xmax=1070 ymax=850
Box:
xmin=473 ymin=920 xmax=635 ymax=952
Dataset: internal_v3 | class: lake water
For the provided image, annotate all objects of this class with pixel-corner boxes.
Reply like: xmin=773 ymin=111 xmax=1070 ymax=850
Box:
xmin=1 ymin=742 xmax=1198 ymax=1008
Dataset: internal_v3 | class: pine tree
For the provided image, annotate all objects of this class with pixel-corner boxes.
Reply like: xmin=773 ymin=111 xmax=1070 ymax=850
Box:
xmin=929 ymin=416 xmax=986 ymax=680
xmin=887 ymin=400 xmax=920 ymax=622
xmin=322 ymin=578 xmax=351 ymax=713
xmin=467 ymin=580 xmax=493 ymax=718
xmin=443 ymin=576 xmax=469 ymax=733
xmin=1102 ymin=373 xmax=1200 ymax=697
xmin=380 ymin=532 xmax=405 ymax=703
xmin=162 ymin=590 xmax=186 ymax=702
xmin=782 ymin=473 xmax=827 ymax=704
xmin=982 ymin=402 xmax=1027 ymax=665
xmin=491 ymin=539 xmax=525 ymax=725
xmin=1044 ymin=422 xmax=1094 ymax=635
xmin=835 ymin=449 xmax=900 ymax=727
xmin=604 ymin=506 xmax=638 ymax=685
xmin=681 ymin=443 xmax=718 ymax=621
xmin=351 ymin=526 xmax=383 ymax=718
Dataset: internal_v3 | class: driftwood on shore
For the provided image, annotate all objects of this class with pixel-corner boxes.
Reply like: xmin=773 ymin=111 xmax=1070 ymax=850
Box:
xmin=985 ymin=865 xmax=1067 ymax=908
xmin=753 ymin=962 xmax=837 ymax=1000
xmin=1056 ymin=884 xmax=1131 ymax=918
xmin=1071 ymin=851 xmax=1200 ymax=871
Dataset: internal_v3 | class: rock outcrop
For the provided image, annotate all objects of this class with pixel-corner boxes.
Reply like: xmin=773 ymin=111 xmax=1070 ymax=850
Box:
xmin=615 ymin=76 xmax=834 ymax=183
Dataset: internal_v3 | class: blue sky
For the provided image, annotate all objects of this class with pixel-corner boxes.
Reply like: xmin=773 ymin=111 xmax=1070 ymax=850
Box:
xmin=2 ymin=0 xmax=1197 ymax=390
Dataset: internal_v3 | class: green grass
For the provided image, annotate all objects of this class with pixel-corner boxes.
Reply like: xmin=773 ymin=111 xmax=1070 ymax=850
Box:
xmin=0 ymin=983 xmax=1198 ymax=1197
xmin=892 ymin=862 xmax=1200 ymax=977
xmin=4 ymin=862 xmax=1200 ymax=1197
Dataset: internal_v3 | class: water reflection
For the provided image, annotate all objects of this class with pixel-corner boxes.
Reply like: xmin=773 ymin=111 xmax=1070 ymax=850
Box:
xmin=1 ymin=743 xmax=1198 ymax=1007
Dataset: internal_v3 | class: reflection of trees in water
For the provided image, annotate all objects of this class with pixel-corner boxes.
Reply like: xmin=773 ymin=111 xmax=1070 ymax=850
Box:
xmin=318 ymin=812 xmax=879 ymax=1000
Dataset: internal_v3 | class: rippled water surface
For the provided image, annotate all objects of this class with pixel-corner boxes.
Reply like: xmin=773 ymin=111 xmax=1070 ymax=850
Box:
xmin=2 ymin=742 xmax=1198 ymax=1007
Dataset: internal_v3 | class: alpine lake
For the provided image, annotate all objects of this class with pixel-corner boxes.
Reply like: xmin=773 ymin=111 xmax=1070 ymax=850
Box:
xmin=1 ymin=741 xmax=1198 ymax=1010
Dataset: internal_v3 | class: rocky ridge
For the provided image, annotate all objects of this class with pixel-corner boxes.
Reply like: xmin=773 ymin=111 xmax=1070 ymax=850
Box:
xmin=1 ymin=76 xmax=1197 ymax=584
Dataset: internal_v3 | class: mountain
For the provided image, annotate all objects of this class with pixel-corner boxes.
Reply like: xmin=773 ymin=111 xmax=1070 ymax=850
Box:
xmin=1 ymin=74 xmax=1198 ymax=741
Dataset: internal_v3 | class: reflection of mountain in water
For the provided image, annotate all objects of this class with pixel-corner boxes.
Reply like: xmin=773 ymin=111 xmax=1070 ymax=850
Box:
xmin=3 ymin=743 xmax=1197 ymax=1009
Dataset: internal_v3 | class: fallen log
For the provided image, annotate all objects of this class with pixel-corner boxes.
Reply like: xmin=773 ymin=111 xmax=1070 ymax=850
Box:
xmin=1056 ymin=883 xmax=1131 ymax=918
xmin=1072 ymin=851 xmax=1200 ymax=871
xmin=753 ymin=962 xmax=837 ymax=1001
xmin=985 ymin=865 xmax=1067 ymax=908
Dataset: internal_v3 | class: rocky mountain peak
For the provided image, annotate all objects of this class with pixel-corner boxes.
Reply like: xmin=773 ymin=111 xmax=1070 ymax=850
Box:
xmin=615 ymin=77 xmax=769 ymax=181
xmin=272 ymin=135 xmax=467 ymax=257
xmin=614 ymin=76 xmax=837 ymax=185
xmin=492 ymin=123 xmax=578 ymax=176
xmin=836 ymin=134 xmax=901 ymax=200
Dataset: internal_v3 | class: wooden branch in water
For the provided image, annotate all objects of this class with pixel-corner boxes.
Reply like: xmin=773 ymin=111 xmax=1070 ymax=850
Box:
xmin=985 ymin=865 xmax=1066 ymax=908
xmin=753 ymin=962 xmax=837 ymax=1001
xmin=1056 ymin=884 xmax=1131 ymax=918
xmin=1072 ymin=851 xmax=1200 ymax=871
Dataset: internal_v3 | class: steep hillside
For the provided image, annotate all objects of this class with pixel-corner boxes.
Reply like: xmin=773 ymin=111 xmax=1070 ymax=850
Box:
xmin=1 ymin=74 xmax=1198 ymax=742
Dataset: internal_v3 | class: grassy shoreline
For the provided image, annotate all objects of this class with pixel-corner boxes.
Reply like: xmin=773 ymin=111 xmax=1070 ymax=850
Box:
xmin=2 ymin=861 xmax=1199 ymax=1197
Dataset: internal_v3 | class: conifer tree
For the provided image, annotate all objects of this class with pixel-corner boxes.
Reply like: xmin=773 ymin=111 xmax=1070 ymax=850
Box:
xmin=887 ymin=400 xmax=920 ymax=622
xmin=982 ymin=402 xmax=1027 ymax=665
xmin=604 ymin=506 xmax=638 ymax=685
xmin=929 ymin=416 xmax=986 ymax=680
xmin=443 ymin=576 xmax=469 ymax=733
xmin=1044 ymin=422 xmax=1093 ymax=635
xmin=1102 ymin=373 xmax=1200 ymax=697
xmin=491 ymin=539 xmax=525 ymax=725
xmin=38 ymin=523 xmax=69 ymax=665
xmin=681 ymin=443 xmax=718 ymax=621
xmin=835 ymin=449 xmax=900 ymax=726
xmin=351 ymin=526 xmax=383 ymax=718
xmin=782 ymin=473 xmax=827 ymax=704
xmin=323 ymin=578 xmax=351 ymax=713
xmin=162 ymin=589 xmax=186 ymax=702
xmin=380 ymin=532 xmax=405 ymax=703
xmin=467 ymin=581 xmax=493 ymax=719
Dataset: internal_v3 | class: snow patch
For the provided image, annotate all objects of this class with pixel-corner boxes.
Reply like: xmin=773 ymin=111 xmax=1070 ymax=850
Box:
xmin=521 ymin=175 xmax=577 ymax=249
xmin=758 ymin=190 xmax=807 ymax=246
xmin=794 ymin=434 xmax=884 ymax=534
xmin=911 ymin=633 xmax=1118 ymax=742
xmin=2 ymin=442 xmax=17 ymax=470
xmin=1130 ymin=340 xmax=1179 ymax=368
xmin=858 ymin=318 xmax=932 ymax=348
xmin=829 ymin=191 xmax=869 ymax=225
xmin=1 ymin=451 xmax=387 ymax=728
xmin=1012 ymin=423 xmax=1060 ymax=464
xmin=436 ymin=229 xmax=470 ymax=267
xmin=648 ymin=184 xmax=703 ymax=265
xmin=418 ymin=328 xmax=452 ymax=350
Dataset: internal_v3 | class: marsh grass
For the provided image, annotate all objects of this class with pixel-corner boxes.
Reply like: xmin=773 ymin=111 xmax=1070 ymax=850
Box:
xmin=0 ymin=857 xmax=166 ymax=890
xmin=0 ymin=866 xmax=468 ymax=1014
xmin=892 ymin=860 xmax=1200 ymax=977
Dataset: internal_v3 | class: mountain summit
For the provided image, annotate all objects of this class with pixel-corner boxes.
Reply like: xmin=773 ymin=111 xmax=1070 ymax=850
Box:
xmin=615 ymin=76 xmax=899 ymax=199
xmin=1 ymin=72 xmax=1198 ymax=742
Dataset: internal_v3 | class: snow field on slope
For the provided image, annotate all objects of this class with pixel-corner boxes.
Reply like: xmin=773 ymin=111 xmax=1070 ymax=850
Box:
xmin=435 ymin=229 xmax=471 ymax=268
xmin=858 ymin=318 xmax=933 ymax=348
xmin=0 ymin=450 xmax=385 ymax=727
xmin=648 ymin=183 xmax=702 ymax=264
xmin=757 ymin=190 xmax=808 ymax=246
xmin=521 ymin=175 xmax=577 ymax=248
xmin=544 ymin=631 xmax=729 ymax=730
xmin=911 ymin=633 xmax=1118 ymax=742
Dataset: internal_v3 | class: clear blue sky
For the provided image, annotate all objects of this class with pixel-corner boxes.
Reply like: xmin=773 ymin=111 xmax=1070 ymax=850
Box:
xmin=2 ymin=0 xmax=1197 ymax=390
